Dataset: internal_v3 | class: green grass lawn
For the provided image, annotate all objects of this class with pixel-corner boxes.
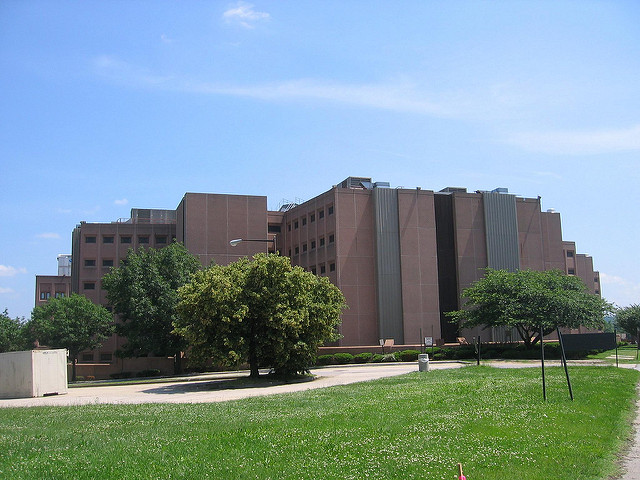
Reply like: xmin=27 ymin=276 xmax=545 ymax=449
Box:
xmin=1 ymin=366 xmax=638 ymax=480
xmin=588 ymin=344 xmax=640 ymax=364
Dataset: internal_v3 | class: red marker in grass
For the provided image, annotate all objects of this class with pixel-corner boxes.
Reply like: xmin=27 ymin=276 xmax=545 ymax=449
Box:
xmin=457 ymin=463 xmax=466 ymax=480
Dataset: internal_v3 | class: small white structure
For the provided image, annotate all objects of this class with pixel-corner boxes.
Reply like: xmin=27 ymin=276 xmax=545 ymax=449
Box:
xmin=0 ymin=349 xmax=68 ymax=399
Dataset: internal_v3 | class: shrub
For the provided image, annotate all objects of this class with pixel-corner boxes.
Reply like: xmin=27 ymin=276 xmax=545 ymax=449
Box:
xmin=353 ymin=352 xmax=373 ymax=363
xmin=396 ymin=349 xmax=421 ymax=362
xmin=381 ymin=353 xmax=397 ymax=363
xmin=316 ymin=354 xmax=335 ymax=366
xmin=86 ymin=375 xmax=95 ymax=381
xmin=109 ymin=371 xmax=132 ymax=379
xmin=372 ymin=354 xmax=384 ymax=363
xmin=136 ymin=369 xmax=161 ymax=378
xmin=74 ymin=376 xmax=85 ymax=382
xmin=333 ymin=353 xmax=354 ymax=364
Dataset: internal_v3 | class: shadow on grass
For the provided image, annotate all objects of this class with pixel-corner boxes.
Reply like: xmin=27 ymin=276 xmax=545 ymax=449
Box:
xmin=141 ymin=374 xmax=315 ymax=395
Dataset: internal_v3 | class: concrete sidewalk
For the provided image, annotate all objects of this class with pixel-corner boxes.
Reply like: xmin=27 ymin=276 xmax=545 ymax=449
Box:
xmin=0 ymin=361 xmax=463 ymax=408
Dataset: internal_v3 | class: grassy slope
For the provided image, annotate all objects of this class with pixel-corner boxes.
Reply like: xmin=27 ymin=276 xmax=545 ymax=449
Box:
xmin=0 ymin=366 xmax=638 ymax=480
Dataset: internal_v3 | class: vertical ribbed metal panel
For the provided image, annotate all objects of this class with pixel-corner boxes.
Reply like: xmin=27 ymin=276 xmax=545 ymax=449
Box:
xmin=373 ymin=188 xmax=404 ymax=343
xmin=482 ymin=192 xmax=520 ymax=272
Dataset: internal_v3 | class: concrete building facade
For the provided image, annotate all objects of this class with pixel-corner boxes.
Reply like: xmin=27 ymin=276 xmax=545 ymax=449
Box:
xmin=35 ymin=177 xmax=601 ymax=377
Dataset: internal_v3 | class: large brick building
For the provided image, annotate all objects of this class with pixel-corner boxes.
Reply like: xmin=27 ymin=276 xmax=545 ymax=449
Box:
xmin=36 ymin=177 xmax=600 ymax=377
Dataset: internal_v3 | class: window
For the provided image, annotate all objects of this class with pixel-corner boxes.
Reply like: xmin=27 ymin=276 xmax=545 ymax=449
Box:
xmin=311 ymin=266 xmax=317 ymax=275
xmin=288 ymin=249 xmax=292 ymax=257
xmin=287 ymin=223 xmax=291 ymax=232
xmin=81 ymin=353 xmax=94 ymax=362
xmin=594 ymin=276 xmax=599 ymax=283
xmin=102 ymin=259 xmax=114 ymax=267
xmin=330 ymin=263 xmax=336 ymax=272
xmin=40 ymin=292 xmax=50 ymax=300
xmin=84 ymin=259 xmax=96 ymax=267
xmin=55 ymin=292 xmax=65 ymax=298
xmin=320 ymin=265 xmax=326 ymax=274
xmin=121 ymin=236 xmax=132 ymax=244
xmin=329 ymin=234 xmax=335 ymax=244
xmin=138 ymin=236 xmax=149 ymax=244
xmin=303 ymin=243 xmax=308 ymax=252
xmin=302 ymin=217 xmax=307 ymax=226
xmin=100 ymin=353 xmax=113 ymax=362
xmin=83 ymin=282 xmax=96 ymax=290
xmin=310 ymin=213 xmax=315 ymax=223
xmin=311 ymin=240 xmax=316 ymax=250
xmin=595 ymin=289 xmax=600 ymax=294
xmin=319 ymin=237 xmax=325 ymax=247
xmin=295 ymin=246 xmax=299 ymax=255
xmin=103 ymin=236 xmax=114 ymax=244
xmin=319 ymin=209 xmax=324 ymax=219
xmin=155 ymin=235 xmax=167 ymax=244
xmin=568 ymin=268 xmax=575 ymax=275
xmin=85 ymin=236 xmax=96 ymax=244
xmin=268 ymin=225 xmax=281 ymax=233
xmin=567 ymin=251 xmax=574 ymax=257
xmin=328 ymin=205 xmax=334 ymax=215
xmin=294 ymin=220 xmax=299 ymax=229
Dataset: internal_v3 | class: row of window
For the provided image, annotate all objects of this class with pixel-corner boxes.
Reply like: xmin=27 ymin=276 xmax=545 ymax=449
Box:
xmin=287 ymin=204 xmax=334 ymax=231
xmin=289 ymin=233 xmax=335 ymax=256
xmin=39 ymin=292 xmax=66 ymax=300
xmin=85 ymin=235 xmax=170 ymax=245
xmin=84 ymin=259 xmax=115 ymax=267
xmin=309 ymin=262 xmax=336 ymax=275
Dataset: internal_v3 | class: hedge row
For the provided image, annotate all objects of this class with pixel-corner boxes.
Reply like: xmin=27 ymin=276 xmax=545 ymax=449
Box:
xmin=315 ymin=344 xmax=606 ymax=366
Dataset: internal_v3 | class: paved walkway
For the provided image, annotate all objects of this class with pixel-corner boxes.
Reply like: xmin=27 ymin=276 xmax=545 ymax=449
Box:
xmin=0 ymin=361 xmax=463 ymax=408
xmin=2 ymin=359 xmax=639 ymax=479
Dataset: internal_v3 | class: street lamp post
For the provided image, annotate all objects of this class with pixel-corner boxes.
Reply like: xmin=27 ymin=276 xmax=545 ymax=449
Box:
xmin=229 ymin=238 xmax=277 ymax=254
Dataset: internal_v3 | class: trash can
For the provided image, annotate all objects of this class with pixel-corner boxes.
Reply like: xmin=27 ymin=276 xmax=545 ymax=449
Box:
xmin=418 ymin=353 xmax=430 ymax=372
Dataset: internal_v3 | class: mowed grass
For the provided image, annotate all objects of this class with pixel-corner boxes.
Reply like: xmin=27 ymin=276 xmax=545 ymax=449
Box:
xmin=588 ymin=345 xmax=640 ymax=364
xmin=0 ymin=366 xmax=638 ymax=480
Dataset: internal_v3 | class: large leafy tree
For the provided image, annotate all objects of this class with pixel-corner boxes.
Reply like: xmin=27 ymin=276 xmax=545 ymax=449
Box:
xmin=447 ymin=269 xmax=610 ymax=347
xmin=0 ymin=309 xmax=29 ymax=353
xmin=615 ymin=304 xmax=640 ymax=340
xmin=175 ymin=253 xmax=346 ymax=377
xmin=30 ymin=294 xmax=114 ymax=381
xmin=102 ymin=242 xmax=201 ymax=374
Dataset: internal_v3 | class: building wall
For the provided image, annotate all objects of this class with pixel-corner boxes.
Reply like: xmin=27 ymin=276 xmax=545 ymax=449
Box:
xmin=35 ymin=275 xmax=72 ymax=308
xmin=177 ymin=193 xmax=268 ymax=267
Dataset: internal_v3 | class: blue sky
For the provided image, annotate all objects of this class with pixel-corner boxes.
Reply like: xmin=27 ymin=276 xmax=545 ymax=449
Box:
xmin=1 ymin=1 xmax=639 ymax=319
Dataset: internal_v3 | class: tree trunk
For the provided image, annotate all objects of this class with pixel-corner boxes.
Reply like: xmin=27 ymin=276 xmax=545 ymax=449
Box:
xmin=71 ymin=355 xmax=77 ymax=382
xmin=174 ymin=351 xmax=183 ymax=375
xmin=249 ymin=321 xmax=259 ymax=378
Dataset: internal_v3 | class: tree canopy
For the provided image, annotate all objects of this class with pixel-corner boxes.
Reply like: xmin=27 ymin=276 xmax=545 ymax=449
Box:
xmin=615 ymin=304 xmax=640 ymax=339
xmin=447 ymin=269 xmax=610 ymax=347
xmin=102 ymin=242 xmax=201 ymax=374
xmin=175 ymin=253 xmax=346 ymax=377
xmin=30 ymin=294 xmax=114 ymax=380
xmin=0 ymin=309 xmax=29 ymax=353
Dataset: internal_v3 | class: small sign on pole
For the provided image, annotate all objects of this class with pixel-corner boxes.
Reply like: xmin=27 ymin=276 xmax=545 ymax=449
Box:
xmin=424 ymin=336 xmax=433 ymax=347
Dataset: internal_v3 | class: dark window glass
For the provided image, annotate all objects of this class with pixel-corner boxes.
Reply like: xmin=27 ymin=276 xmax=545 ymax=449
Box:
xmin=568 ymin=268 xmax=575 ymax=275
xmin=330 ymin=263 xmax=336 ymax=272
xmin=320 ymin=265 xmax=326 ymax=274
xmin=295 ymin=246 xmax=299 ymax=255
xmin=268 ymin=225 xmax=281 ymax=233
xmin=103 ymin=236 xmax=114 ymax=244
xmin=302 ymin=217 xmax=307 ymax=226
xmin=85 ymin=236 xmax=96 ymax=244
xmin=319 ymin=210 xmax=324 ymax=219
xmin=121 ymin=236 xmax=132 ymax=244
xmin=102 ymin=259 xmax=114 ymax=267
xmin=155 ymin=235 xmax=167 ymax=244
xmin=328 ymin=205 xmax=334 ymax=215
xmin=303 ymin=243 xmax=308 ymax=252
xmin=84 ymin=259 xmax=96 ymax=267
xmin=319 ymin=237 xmax=325 ymax=247
xmin=100 ymin=353 xmax=113 ymax=362
xmin=329 ymin=234 xmax=335 ymax=244
xmin=310 ymin=214 xmax=315 ymax=222
xmin=84 ymin=282 xmax=96 ymax=290
xmin=311 ymin=240 xmax=316 ymax=250
xmin=139 ymin=236 xmax=149 ymax=244
xmin=294 ymin=221 xmax=299 ymax=229
xmin=567 ymin=251 xmax=574 ymax=257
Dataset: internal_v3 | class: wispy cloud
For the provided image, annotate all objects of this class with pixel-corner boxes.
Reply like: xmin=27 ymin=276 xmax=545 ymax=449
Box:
xmin=114 ymin=198 xmax=129 ymax=206
xmin=35 ymin=232 xmax=61 ymax=240
xmin=505 ymin=124 xmax=640 ymax=155
xmin=160 ymin=34 xmax=174 ymax=44
xmin=600 ymin=272 xmax=640 ymax=307
xmin=0 ymin=287 xmax=15 ymax=294
xmin=223 ymin=1 xmax=270 ymax=29
xmin=0 ymin=265 xmax=27 ymax=277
